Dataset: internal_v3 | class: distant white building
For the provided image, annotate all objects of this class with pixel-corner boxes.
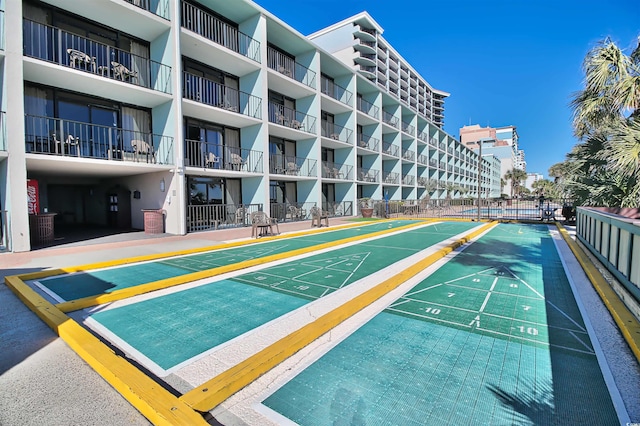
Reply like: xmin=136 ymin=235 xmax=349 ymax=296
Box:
xmin=525 ymin=173 xmax=544 ymax=191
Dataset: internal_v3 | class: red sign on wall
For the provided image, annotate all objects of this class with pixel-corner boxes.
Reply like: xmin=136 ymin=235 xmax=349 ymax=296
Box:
xmin=27 ymin=179 xmax=39 ymax=215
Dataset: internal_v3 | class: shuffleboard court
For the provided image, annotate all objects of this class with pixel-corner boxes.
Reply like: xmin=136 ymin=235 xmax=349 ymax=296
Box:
xmin=262 ymin=223 xmax=623 ymax=425
xmin=87 ymin=221 xmax=480 ymax=372
xmin=36 ymin=220 xmax=422 ymax=302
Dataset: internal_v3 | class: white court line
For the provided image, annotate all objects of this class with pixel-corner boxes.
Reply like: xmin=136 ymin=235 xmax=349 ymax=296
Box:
xmin=479 ymin=277 xmax=498 ymax=312
xmin=545 ymin=300 xmax=587 ymax=332
xmin=569 ymin=330 xmax=596 ymax=352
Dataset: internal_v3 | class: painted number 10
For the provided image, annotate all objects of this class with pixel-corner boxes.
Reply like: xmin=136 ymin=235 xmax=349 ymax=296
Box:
xmin=424 ymin=307 xmax=441 ymax=315
xmin=517 ymin=326 xmax=538 ymax=335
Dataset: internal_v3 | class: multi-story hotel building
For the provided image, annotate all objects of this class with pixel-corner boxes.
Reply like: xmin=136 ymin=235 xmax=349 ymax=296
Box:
xmin=1 ymin=0 xmax=497 ymax=252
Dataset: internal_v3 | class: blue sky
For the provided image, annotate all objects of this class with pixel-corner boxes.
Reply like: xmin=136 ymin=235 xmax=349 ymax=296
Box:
xmin=253 ymin=0 xmax=639 ymax=178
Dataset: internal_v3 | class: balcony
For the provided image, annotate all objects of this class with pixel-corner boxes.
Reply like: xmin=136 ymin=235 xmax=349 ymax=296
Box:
xmin=402 ymin=149 xmax=415 ymax=161
xmin=0 ymin=10 xmax=4 ymax=51
xmin=417 ymin=154 xmax=429 ymax=165
xmin=382 ymin=171 xmax=399 ymax=185
xmin=429 ymin=159 xmax=438 ymax=168
xmin=353 ymin=25 xmax=376 ymax=42
xmin=401 ymin=121 xmax=415 ymax=134
xmin=268 ymin=102 xmax=316 ymax=134
xmin=23 ymin=19 xmax=172 ymax=94
xmin=182 ymin=72 xmax=261 ymax=119
xmin=321 ymin=121 xmax=352 ymax=144
xmin=382 ymin=141 xmax=399 ymax=157
xmin=269 ymin=154 xmax=317 ymax=178
xmin=417 ymin=131 xmax=429 ymax=143
xmin=25 ymin=114 xmax=173 ymax=164
xmin=185 ymin=139 xmax=262 ymax=173
xmin=382 ymin=110 xmax=399 ymax=128
xmin=0 ymin=112 xmax=5 ymax=151
xmin=357 ymin=167 xmax=379 ymax=183
xmin=181 ymin=2 xmax=260 ymax=63
xmin=357 ymin=65 xmax=376 ymax=80
xmin=322 ymin=201 xmax=354 ymax=217
xmin=121 ymin=0 xmax=169 ymax=19
xmin=357 ymin=96 xmax=379 ymax=119
xmin=354 ymin=53 xmax=376 ymax=67
xmin=354 ymin=39 xmax=376 ymax=54
xmin=321 ymin=161 xmax=353 ymax=180
xmin=402 ymin=175 xmax=415 ymax=185
xmin=321 ymin=75 xmax=352 ymax=106
xmin=357 ymin=134 xmax=380 ymax=152
xmin=267 ymin=47 xmax=316 ymax=89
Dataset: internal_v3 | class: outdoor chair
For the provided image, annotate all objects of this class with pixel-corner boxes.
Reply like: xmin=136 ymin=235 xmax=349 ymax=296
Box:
xmin=204 ymin=152 xmax=219 ymax=168
xmin=288 ymin=205 xmax=306 ymax=221
xmin=132 ymin=140 xmax=155 ymax=163
xmin=250 ymin=211 xmax=279 ymax=238
xmin=310 ymin=206 xmax=329 ymax=227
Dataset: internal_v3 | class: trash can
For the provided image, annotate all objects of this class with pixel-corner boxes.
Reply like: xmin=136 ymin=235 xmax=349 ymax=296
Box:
xmin=142 ymin=209 xmax=165 ymax=234
xmin=29 ymin=213 xmax=57 ymax=245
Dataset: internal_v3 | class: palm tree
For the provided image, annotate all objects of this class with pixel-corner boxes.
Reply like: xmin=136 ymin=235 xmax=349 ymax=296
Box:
xmin=567 ymin=36 xmax=640 ymax=207
xmin=421 ymin=178 xmax=439 ymax=201
xmin=504 ymin=168 xmax=527 ymax=198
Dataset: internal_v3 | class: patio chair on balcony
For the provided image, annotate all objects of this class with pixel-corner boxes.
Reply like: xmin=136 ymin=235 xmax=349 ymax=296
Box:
xmin=291 ymin=120 xmax=304 ymax=131
xmin=277 ymin=66 xmax=293 ymax=77
xmin=53 ymin=133 xmax=80 ymax=157
xmin=286 ymin=162 xmax=300 ymax=175
xmin=204 ymin=152 xmax=219 ymax=169
xmin=132 ymin=140 xmax=155 ymax=163
xmin=111 ymin=61 xmax=138 ymax=82
xmin=67 ymin=49 xmax=96 ymax=72
xmin=322 ymin=164 xmax=334 ymax=178
xmin=310 ymin=206 xmax=329 ymax=227
xmin=228 ymin=153 xmax=245 ymax=171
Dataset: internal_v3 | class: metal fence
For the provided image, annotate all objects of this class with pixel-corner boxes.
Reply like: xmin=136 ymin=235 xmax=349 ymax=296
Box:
xmin=181 ymin=1 xmax=260 ymax=62
xmin=186 ymin=203 xmax=262 ymax=232
xmin=23 ymin=19 xmax=172 ymax=94
xmin=25 ymin=114 xmax=174 ymax=164
xmin=359 ymin=198 xmax=574 ymax=222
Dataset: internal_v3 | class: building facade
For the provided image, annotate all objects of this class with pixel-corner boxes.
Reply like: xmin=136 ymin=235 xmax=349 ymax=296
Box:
xmin=1 ymin=0 xmax=496 ymax=252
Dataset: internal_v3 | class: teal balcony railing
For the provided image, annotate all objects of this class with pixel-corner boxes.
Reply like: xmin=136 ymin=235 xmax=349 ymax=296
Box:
xmin=25 ymin=114 xmax=174 ymax=164
xmin=181 ymin=1 xmax=260 ymax=63
xmin=23 ymin=19 xmax=172 ymax=94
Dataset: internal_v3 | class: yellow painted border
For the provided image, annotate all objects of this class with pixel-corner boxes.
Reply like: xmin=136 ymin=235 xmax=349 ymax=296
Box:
xmin=556 ymin=223 xmax=640 ymax=363
xmin=55 ymin=220 xmax=430 ymax=312
xmin=179 ymin=221 xmax=497 ymax=412
xmin=18 ymin=221 xmax=373 ymax=282
xmin=4 ymin=275 xmax=209 ymax=425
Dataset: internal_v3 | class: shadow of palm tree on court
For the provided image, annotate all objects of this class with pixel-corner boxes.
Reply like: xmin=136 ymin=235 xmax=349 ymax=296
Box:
xmin=487 ymin=380 xmax=554 ymax=425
